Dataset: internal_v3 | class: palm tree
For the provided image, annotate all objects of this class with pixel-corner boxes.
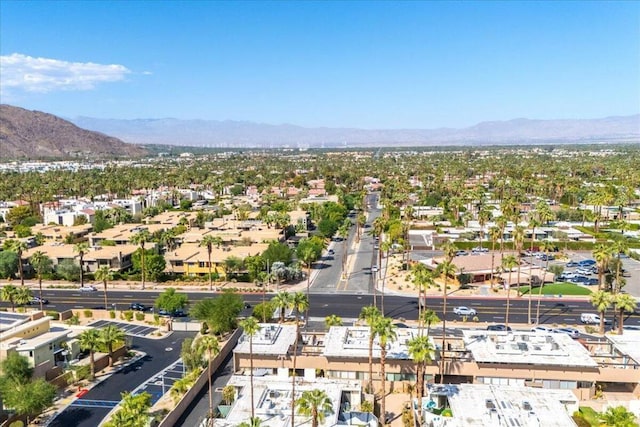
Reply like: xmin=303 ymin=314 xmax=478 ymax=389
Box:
xmin=100 ymin=325 xmax=125 ymax=367
xmin=412 ymin=262 xmax=432 ymax=327
xmin=407 ymin=335 xmax=435 ymax=419
xmin=289 ymin=292 xmax=310 ymax=427
xmin=512 ymin=225 xmax=525 ymax=297
xmin=599 ymin=405 xmax=638 ymax=427
xmin=29 ymin=251 xmax=53 ymax=311
xmin=299 ymin=244 xmax=319 ymax=303
xmin=421 ymin=309 xmax=440 ymax=339
xmin=1 ymin=284 xmax=19 ymax=312
xmin=501 ymin=255 xmax=518 ymax=328
xmin=239 ymin=316 xmax=260 ymax=419
xmin=527 ymin=217 xmax=541 ymax=323
xmin=488 ymin=226 xmax=501 ymax=289
xmin=237 ymin=417 xmax=263 ymax=427
xmin=198 ymin=334 xmax=221 ymax=426
xmin=14 ymin=285 xmax=32 ymax=308
xmin=271 ymin=291 xmax=291 ymax=323
xmin=535 ymin=240 xmax=555 ymax=323
xmin=610 ymin=239 xmax=629 ymax=294
xmin=359 ymin=305 xmax=381 ymax=393
xmin=436 ymin=260 xmax=456 ymax=384
xmin=131 ymin=230 xmax=151 ymax=290
xmin=590 ymin=291 xmax=612 ymax=334
xmin=74 ymin=242 xmax=90 ymax=288
xmin=79 ymin=329 xmax=102 ymax=380
xmin=200 ymin=235 xmax=223 ymax=291
xmin=593 ymin=244 xmax=613 ymax=291
xmin=372 ymin=316 xmax=397 ymax=426
xmin=295 ymin=389 xmax=334 ymax=427
xmin=94 ymin=266 xmax=113 ymax=310
xmin=614 ymin=293 xmax=637 ymax=335
xmin=7 ymin=240 xmax=28 ymax=286
xmin=324 ymin=314 xmax=343 ymax=329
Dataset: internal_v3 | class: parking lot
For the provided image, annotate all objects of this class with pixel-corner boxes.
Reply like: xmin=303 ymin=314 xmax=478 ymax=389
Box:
xmin=0 ymin=311 xmax=29 ymax=329
xmin=133 ymin=359 xmax=186 ymax=406
xmin=88 ymin=320 xmax=158 ymax=337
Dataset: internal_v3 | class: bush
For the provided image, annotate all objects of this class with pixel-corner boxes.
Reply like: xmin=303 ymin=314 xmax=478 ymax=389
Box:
xmin=135 ymin=312 xmax=145 ymax=321
xmin=122 ymin=311 xmax=134 ymax=321
xmin=66 ymin=314 xmax=80 ymax=325
xmin=109 ymin=310 xmax=116 ymax=319
xmin=46 ymin=310 xmax=59 ymax=320
xmin=83 ymin=309 xmax=93 ymax=318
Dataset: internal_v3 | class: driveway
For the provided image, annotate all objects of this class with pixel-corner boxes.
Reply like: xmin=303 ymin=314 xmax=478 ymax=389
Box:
xmin=48 ymin=331 xmax=193 ymax=427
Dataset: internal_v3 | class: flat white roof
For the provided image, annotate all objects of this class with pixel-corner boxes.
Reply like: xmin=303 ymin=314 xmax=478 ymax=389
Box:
xmin=323 ymin=326 xmax=435 ymax=360
xmin=428 ymin=383 xmax=578 ymax=426
xmin=607 ymin=331 xmax=640 ymax=364
xmin=234 ymin=324 xmax=297 ymax=356
xmin=462 ymin=330 xmax=598 ymax=368
xmin=220 ymin=375 xmax=360 ymax=427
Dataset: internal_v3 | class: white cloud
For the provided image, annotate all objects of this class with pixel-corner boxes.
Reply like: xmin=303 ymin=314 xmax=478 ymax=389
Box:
xmin=0 ymin=53 xmax=131 ymax=93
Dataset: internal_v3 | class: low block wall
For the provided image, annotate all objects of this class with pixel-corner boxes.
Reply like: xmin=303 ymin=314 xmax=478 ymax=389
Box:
xmin=158 ymin=328 xmax=242 ymax=427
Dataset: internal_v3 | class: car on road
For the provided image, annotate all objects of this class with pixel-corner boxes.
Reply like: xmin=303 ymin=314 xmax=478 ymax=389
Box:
xmin=487 ymin=324 xmax=512 ymax=332
xmin=328 ymin=249 xmax=335 ymax=255
xmin=455 ymin=250 xmax=469 ymax=256
xmin=79 ymin=285 xmax=97 ymax=292
xmin=453 ymin=306 xmax=477 ymax=316
xmin=553 ymin=327 xmax=580 ymax=339
xmin=29 ymin=296 xmax=49 ymax=305
xmin=130 ymin=303 xmax=148 ymax=311
xmin=158 ymin=309 xmax=188 ymax=318
xmin=531 ymin=326 xmax=554 ymax=334
xmin=472 ymin=247 xmax=488 ymax=253
xmin=371 ymin=265 xmax=379 ymax=273
xmin=581 ymin=313 xmax=610 ymax=324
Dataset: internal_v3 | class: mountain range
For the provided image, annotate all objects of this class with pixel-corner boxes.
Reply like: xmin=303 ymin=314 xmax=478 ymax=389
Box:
xmin=0 ymin=105 xmax=147 ymax=159
xmin=71 ymin=114 xmax=640 ymax=148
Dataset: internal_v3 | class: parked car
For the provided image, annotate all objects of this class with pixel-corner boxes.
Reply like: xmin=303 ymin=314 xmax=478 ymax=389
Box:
xmin=328 ymin=249 xmax=335 ymax=255
xmin=539 ymin=254 xmax=555 ymax=261
xmin=453 ymin=306 xmax=477 ymax=316
xmin=566 ymin=261 xmax=580 ymax=267
xmin=158 ymin=309 xmax=187 ymax=318
xmin=455 ymin=250 xmax=469 ymax=256
xmin=130 ymin=303 xmax=148 ymax=311
xmin=487 ymin=324 xmax=512 ymax=332
xmin=578 ymin=259 xmax=596 ymax=267
xmin=531 ymin=326 xmax=554 ymax=333
xmin=586 ymin=278 xmax=599 ymax=286
xmin=472 ymin=247 xmax=488 ymax=254
xmin=29 ymin=296 xmax=49 ymax=305
xmin=79 ymin=285 xmax=97 ymax=292
xmin=553 ymin=327 xmax=580 ymax=339
xmin=371 ymin=265 xmax=379 ymax=273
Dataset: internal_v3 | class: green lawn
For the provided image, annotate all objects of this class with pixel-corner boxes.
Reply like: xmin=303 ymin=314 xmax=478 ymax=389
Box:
xmin=520 ymin=283 xmax=592 ymax=296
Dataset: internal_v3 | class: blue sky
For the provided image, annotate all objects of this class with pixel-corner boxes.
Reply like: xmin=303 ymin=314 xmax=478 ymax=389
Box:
xmin=1 ymin=1 xmax=638 ymax=129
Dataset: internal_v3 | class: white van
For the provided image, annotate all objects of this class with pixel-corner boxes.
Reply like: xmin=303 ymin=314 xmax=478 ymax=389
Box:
xmin=580 ymin=313 xmax=610 ymax=324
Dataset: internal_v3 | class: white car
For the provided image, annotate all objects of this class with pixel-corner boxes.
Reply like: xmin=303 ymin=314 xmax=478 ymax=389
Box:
xmin=453 ymin=306 xmax=477 ymax=316
xmin=531 ymin=326 xmax=554 ymax=334
xmin=79 ymin=285 xmax=97 ymax=292
xmin=553 ymin=327 xmax=580 ymax=339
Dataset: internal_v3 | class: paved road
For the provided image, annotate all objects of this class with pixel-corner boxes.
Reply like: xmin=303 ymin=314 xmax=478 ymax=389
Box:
xmin=48 ymin=332 xmax=193 ymax=427
xmin=9 ymin=289 xmax=640 ymax=328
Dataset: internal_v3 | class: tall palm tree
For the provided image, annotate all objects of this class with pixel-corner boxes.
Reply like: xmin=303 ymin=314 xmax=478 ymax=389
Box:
xmin=94 ymin=266 xmax=113 ymax=310
xmin=7 ymin=240 xmax=28 ymax=286
xmin=536 ymin=240 xmax=555 ymax=323
xmin=79 ymin=329 xmax=102 ymax=380
xmin=239 ymin=317 xmax=260 ymax=419
xmin=614 ymin=293 xmax=637 ymax=335
xmin=593 ymin=244 xmax=613 ymax=292
xmin=421 ymin=309 xmax=440 ymax=339
xmin=512 ymin=225 xmax=525 ymax=297
xmin=436 ymin=260 xmax=456 ymax=384
xmin=590 ymin=291 xmax=612 ymax=335
xmin=407 ymin=335 xmax=435 ymax=419
xmin=29 ymin=251 xmax=53 ymax=311
xmin=299 ymin=245 xmax=318 ymax=303
xmin=372 ymin=316 xmax=397 ymax=426
xmin=1 ymin=284 xmax=18 ymax=312
xmin=131 ymin=230 xmax=151 ymax=290
xmin=295 ymin=389 xmax=334 ymax=427
xmin=324 ymin=314 xmax=343 ymax=329
xmin=610 ymin=239 xmax=629 ymax=294
xmin=200 ymin=235 xmax=223 ymax=291
xmin=100 ymin=325 xmax=125 ymax=367
xmin=74 ymin=242 xmax=90 ymax=288
xmin=289 ymin=292 xmax=310 ymax=427
xmin=501 ymin=255 xmax=518 ymax=328
xmin=198 ymin=334 xmax=221 ymax=426
xmin=412 ymin=263 xmax=434 ymax=331
xmin=488 ymin=226 xmax=501 ymax=289
xmin=359 ymin=305 xmax=381 ymax=393
xmin=495 ymin=216 xmax=508 ymax=256
xmin=527 ymin=218 xmax=541 ymax=323
xmin=271 ymin=291 xmax=291 ymax=323
xmin=14 ymin=285 xmax=32 ymax=308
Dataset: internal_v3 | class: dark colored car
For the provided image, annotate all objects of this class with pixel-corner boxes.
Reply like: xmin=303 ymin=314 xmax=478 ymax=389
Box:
xmin=130 ymin=303 xmax=148 ymax=311
xmin=158 ymin=309 xmax=187 ymax=318
xmin=487 ymin=324 xmax=512 ymax=332
xmin=29 ymin=296 xmax=49 ymax=305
